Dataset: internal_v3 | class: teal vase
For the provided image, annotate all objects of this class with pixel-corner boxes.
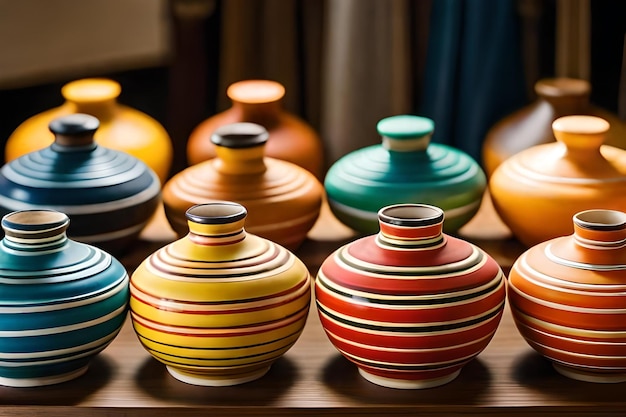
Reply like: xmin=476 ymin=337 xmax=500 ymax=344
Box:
xmin=324 ymin=115 xmax=486 ymax=234
xmin=0 ymin=209 xmax=129 ymax=387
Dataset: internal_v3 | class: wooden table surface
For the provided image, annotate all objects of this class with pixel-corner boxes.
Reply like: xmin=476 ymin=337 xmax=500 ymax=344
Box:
xmin=1 ymin=194 xmax=625 ymax=416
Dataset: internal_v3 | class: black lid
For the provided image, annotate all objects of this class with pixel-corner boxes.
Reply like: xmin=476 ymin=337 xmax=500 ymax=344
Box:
xmin=49 ymin=114 xmax=100 ymax=136
xmin=211 ymin=122 xmax=269 ymax=148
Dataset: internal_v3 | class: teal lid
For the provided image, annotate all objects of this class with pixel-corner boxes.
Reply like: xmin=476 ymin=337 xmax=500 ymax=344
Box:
xmin=377 ymin=115 xmax=434 ymax=139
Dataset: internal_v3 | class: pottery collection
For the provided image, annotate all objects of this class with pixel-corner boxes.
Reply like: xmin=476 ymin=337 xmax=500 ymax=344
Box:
xmin=315 ymin=204 xmax=506 ymax=389
xmin=163 ymin=122 xmax=323 ymax=251
xmin=3 ymin=70 xmax=626 ymax=391
xmin=0 ymin=113 xmax=162 ymax=255
xmin=324 ymin=115 xmax=486 ymax=235
xmin=186 ymin=79 xmax=325 ymax=179
xmin=129 ymin=202 xmax=311 ymax=386
xmin=0 ymin=209 xmax=129 ymax=387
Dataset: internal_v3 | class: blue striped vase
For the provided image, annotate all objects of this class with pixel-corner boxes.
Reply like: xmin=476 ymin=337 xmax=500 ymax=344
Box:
xmin=0 ymin=209 xmax=129 ymax=387
xmin=0 ymin=113 xmax=161 ymax=255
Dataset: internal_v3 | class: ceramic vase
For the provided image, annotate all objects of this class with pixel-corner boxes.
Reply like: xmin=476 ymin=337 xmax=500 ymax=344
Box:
xmin=315 ymin=203 xmax=506 ymax=389
xmin=0 ymin=114 xmax=162 ymax=255
xmin=5 ymin=78 xmax=173 ymax=184
xmin=0 ymin=209 xmax=129 ymax=387
xmin=130 ymin=202 xmax=311 ymax=386
xmin=163 ymin=122 xmax=323 ymax=250
xmin=489 ymin=115 xmax=626 ymax=247
xmin=482 ymin=77 xmax=626 ymax=178
xmin=186 ymin=79 xmax=324 ymax=179
xmin=508 ymin=208 xmax=626 ymax=382
xmin=324 ymin=115 xmax=486 ymax=235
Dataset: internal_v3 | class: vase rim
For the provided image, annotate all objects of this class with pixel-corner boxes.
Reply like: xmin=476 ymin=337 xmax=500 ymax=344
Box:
xmin=574 ymin=209 xmax=626 ymax=231
xmin=377 ymin=115 xmax=434 ymax=139
xmin=535 ymin=78 xmax=590 ymax=97
xmin=49 ymin=113 xmax=99 ymax=136
xmin=61 ymin=78 xmax=121 ymax=103
xmin=211 ymin=122 xmax=269 ymax=148
xmin=186 ymin=202 xmax=247 ymax=225
xmin=227 ymin=80 xmax=285 ymax=104
xmin=552 ymin=115 xmax=610 ymax=135
xmin=2 ymin=210 xmax=69 ymax=232
xmin=378 ymin=204 xmax=444 ymax=227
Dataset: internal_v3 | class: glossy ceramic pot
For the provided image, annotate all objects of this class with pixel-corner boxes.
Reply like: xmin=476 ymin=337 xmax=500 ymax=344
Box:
xmin=483 ymin=77 xmax=626 ymax=178
xmin=186 ymin=79 xmax=324 ymax=179
xmin=315 ymin=204 xmax=506 ymax=389
xmin=0 ymin=114 xmax=162 ymax=255
xmin=508 ymin=209 xmax=626 ymax=382
xmin=0 ymin=209 xmax=129 ymax=387
xmin=5 ymin=78 xmax=173 ymax=183
xmin=164 ymin=122 xmax=323 ymax=250
xmin=324 ymin=115 xmax=486 ymax=235
xmin=489 ymin=115 xmax=626 ymax=247
xmin=130 ymin=202 xmax=311 ymax=386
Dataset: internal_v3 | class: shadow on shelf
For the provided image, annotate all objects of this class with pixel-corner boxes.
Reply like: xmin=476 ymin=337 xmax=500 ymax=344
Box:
xmin=320 ymin=353 xmax=492 ymax=404
xmin=0 ymin=355 xmax=113 ymax=405
xmin=134 ymin=355 xmax=298 ymax=405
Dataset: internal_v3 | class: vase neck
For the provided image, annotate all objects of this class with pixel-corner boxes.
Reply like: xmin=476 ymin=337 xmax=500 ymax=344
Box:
xmin=227 ymin=80 xmax=284 ymax=126
xmin=573 ymin=209 xmax=626 ymax=249
xmin=211 ymin=122 xmax=269 ymax=175
xmin=49 ymin=114 xmax=99 ymax=151
xmin=232 ymin=101 xmax=281 ymax=126
xmin=62 ymin=78 xmax=120 ymax=121
xmin=552 ymin=115 xmax=608 ymax=162
xmin=535 ymin=78 xmax=591 ymax=116
xmin=185 ymin=203 xmax=248 ymax=246
xmin=1 ymin=210 xmax=69 ymax=252
xmin=377 ymin=115 xmax=435 ymax=152
xmin=376 ymin=204 xmax=446 ymax=248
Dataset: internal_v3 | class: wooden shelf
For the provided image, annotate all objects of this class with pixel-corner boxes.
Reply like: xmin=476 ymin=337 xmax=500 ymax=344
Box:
xmin=1 ymin=196 xmax=625 ymax=416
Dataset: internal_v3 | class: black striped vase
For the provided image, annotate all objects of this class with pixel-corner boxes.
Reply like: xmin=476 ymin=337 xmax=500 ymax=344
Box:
xmin=315 ymin=203 xmax=506 ymax=389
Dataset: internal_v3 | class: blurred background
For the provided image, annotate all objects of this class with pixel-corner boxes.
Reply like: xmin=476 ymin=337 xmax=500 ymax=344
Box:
xmin=0 ymin=0 xmax=624 ymax=178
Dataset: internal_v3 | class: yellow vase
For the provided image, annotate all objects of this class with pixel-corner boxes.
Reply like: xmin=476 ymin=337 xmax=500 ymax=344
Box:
xmin=5 ymin=78 xmax=173 ymax=184
xmin=163 ymin=122 xmax=323 ymax=250
xmin=130 ymin=202 xmax=311 ymax=386
xmin=489 ymin=115 xmax=626 ymax=247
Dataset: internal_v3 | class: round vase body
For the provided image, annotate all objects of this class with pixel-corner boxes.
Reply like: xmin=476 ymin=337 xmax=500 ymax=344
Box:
xmin=5 ymin=78 xmax=173 ymax=184
xmin=164 ymin=122 xmax=323 ymax=250
xmin=186 ymin=79 xmax=324 ymax=179
xmin=130 ymin=202 xmax=311 ymax=386
xmin=508 ymin=209 xmax=626 ymax=382
xmin=324 ymin=115 xmax=486 ymax=235
xmin=315 ymin=204 xmax=506 ymax=389
xmin=0 ymin=114 xmax=162 ymax=255
xmin=482 ymin=77 xmax=626 ymax=178
xmin=0 ymin=209 xmax=129 ymax=387
xmin=489 ymin=115 xmax=626 ymax=247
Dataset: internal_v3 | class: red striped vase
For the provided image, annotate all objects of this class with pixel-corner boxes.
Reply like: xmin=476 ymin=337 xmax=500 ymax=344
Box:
xmin=130 ymin=202 xmax=311 ymax=386
xmin=315 ymin=204 xmax=506 ymax=389
xmin=508 ymin=209 xmax=626 ymax=382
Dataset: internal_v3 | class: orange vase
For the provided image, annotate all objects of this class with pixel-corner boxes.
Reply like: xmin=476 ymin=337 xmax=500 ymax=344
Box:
xmin=186 ymin=79 xmax=324 ymax=179
xmin=163 ymin=122 xmax=323 ymax=250
xmin=508 ymin=208 xmax=626 ymax=382
xmin=482 ymin=78 xmax=626 ymax=178
xmin=489 ymin=115 xmax=626 ymax=247
xmin=5 ymin=78 xmax=173 ymax=184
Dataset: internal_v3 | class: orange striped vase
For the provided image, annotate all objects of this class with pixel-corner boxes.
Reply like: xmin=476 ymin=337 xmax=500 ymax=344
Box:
xmin=315 ymin=204 xmax=506 ymax=389
xmin=508 ymin=209 xmax=626 ymax=382
xmin=129 ymin=202 xmax=312 ymax=386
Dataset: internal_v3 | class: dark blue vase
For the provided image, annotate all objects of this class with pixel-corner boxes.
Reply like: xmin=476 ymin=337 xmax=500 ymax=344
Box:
xmin=0 ymin=209 xmax=129 ymax=386
xmin=0 ymin=113 xmax=161 ymax=254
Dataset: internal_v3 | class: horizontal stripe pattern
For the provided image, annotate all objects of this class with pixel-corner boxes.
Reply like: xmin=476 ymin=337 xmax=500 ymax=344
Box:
xmin=314 ymin=232 xmax=505 ymax=387
xmin=130 ymin=233 xmax=312 ymax=385
xmin=0 ymin=240 xmax=129 ymax=386
xmin=509 ymin=237 xmax=626 ymax=379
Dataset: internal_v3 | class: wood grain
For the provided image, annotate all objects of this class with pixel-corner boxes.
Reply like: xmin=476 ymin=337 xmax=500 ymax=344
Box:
xmin=0 ymin=195 xmax=624 ymax=416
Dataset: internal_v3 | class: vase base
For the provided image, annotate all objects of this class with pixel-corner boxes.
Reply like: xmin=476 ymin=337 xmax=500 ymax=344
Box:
xmin=553 ymin=363 xmax=626 ymax=383
xmin=0 ymin=365 xmax=89 ymax=387
xmin=166 ymin=365 xmax=271 ymax=386
xmin=358 ymin=368 xmax=461 ymax=389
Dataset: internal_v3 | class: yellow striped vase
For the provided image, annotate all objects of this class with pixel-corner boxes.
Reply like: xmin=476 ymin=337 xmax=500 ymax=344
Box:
xmin=130 ymin=202 xmax=312 ymax=386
